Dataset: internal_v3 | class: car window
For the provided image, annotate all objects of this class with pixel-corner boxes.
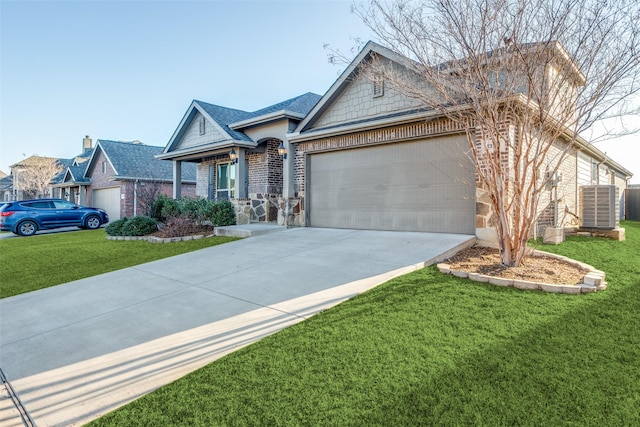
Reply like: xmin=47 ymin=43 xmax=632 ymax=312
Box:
xmin=22 ymin=201 xmax=55 ymax=209
xmin=53 ymin=200 xmax=77 ymax=209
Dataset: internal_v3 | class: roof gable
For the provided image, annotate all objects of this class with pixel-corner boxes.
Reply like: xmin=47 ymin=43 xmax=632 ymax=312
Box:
xmin=162 ymin=93 xmax=321 ymax=157
xmin=86 ymin=140 xmax=196 ymax=181
xmin=294 ymin=42 xmax=421 ymax=134
xmin=163 ymin=101 xmax=253 ymax=155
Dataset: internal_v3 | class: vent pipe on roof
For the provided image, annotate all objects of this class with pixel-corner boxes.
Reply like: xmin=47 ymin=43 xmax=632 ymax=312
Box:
xmin=83 ymin=135 xmax=93 ymax=152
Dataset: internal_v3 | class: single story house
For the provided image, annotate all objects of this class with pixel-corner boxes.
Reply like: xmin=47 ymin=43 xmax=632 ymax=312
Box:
xmin=157 ymin=92 xmax=321 ymax=223
xmin=54 ymin=137 xmax=196 ymax=220
xmin=163 ymin=41 xmax=633 ymax=240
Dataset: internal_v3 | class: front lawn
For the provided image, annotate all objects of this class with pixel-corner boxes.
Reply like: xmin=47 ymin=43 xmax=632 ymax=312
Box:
xmin=90 ymin=221 xmax=640 ymax=426
xmin=0 ymin=229 xmax=238 ymax=298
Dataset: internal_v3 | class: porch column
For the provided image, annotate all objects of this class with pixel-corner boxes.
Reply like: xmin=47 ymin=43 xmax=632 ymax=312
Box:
xmin=282 ymin=138 xmax=295 ymax=198
xmin=78 ymin=186 xmax=87 ymax=205
xmin=279 ymin=138 xmax=296 ymax=226
xmin=234 ymin=147 xmax=247 ymax=199
xmin=173 ymin=160 xmax=182 ymax=199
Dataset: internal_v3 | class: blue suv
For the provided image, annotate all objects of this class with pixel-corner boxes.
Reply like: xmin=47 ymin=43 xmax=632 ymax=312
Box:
xmin=0 ymin=199 xmax=109 ymax=236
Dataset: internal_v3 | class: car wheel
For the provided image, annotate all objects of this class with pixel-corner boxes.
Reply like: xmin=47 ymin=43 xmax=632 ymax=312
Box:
xmin=17 ymin=220 xmax=37 ymax=236
xmin=85 ymin=215 xmax=102 ymax=229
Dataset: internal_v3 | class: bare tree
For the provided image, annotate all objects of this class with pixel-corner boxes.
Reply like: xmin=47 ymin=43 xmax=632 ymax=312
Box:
xmin=15 ymin=156 xmax=63 ymax=199
xmin=350 ymin=0 xmax=640 ymax=266
xmin=136 ymin=181 xmax=163 ymax=217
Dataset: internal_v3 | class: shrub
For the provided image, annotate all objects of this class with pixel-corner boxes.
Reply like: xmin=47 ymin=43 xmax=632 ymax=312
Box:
xmin=150 ymin=195 xmax=170 ymax=222
xmin=160 ymin=216 xmax=206 ymax=238
xmin=160 ymin=198 xmax=182 ymax=221
xmin=182 ymin=197 xmax=216 ymax=223
xmin=105 ymin=218 xmax=128 ymax=236
xmin=120 ymin=216 xmax=158 ymax=236
xmin=211 ymin=200 xmax=236 ymax=226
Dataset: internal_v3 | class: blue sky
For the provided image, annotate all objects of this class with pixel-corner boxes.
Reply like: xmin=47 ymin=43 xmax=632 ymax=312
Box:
xmin=1 ymin=0 xmax=638 ymax=182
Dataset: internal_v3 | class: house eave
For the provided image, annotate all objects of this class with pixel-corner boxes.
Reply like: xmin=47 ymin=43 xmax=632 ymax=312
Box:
xmin=156 ymin=139 xmax=258 ymax=161
xmin=52 ymin=181 xmax=90 ymax=188
xmin=229 ymin=110 xmax=305 ymax=130
xmin=288 ymin=108 xmax=445 ymax=143
xmin=572 ymin=134 xmax=633 ymax=178
xmin=109 ymin=176 xmax=197 ymax=184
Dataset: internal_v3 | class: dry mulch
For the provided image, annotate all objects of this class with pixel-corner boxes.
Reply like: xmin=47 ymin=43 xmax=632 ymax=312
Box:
xmin=445 ymin=246 xmax=590 ymax=285
xmin=151 ymin=224 xmax=215 ymax=239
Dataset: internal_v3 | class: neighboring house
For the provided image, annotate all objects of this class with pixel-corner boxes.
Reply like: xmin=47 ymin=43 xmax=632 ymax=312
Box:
xmin=157 ymin=92 xmax=321 ymax=223
xmin=54 ymin=137 xmax=197 ymax=220
xmin=8 ymin=156 xmax=63 ymax=200
xmin=0 ymin=174 xmax=12 ymax=202
xmin=165 ymin=42 xmax=632 ymax=238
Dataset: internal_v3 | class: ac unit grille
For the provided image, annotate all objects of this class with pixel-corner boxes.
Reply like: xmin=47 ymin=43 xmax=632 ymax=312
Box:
xmin=580 ymin=185 xmax=618 ymax=229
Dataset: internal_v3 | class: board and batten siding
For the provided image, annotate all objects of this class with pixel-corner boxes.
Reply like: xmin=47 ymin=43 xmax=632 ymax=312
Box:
xmin=176 ymin=112 xmax=226 ymax=150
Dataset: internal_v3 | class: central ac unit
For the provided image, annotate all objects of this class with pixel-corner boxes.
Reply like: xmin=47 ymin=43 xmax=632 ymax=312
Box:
xmin=580 ymin=185 xmax=618 ymax=229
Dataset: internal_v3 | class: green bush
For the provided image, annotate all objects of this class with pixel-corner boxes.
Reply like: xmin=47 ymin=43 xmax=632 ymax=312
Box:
xmin=211 ymin=200 xmax=236 ymax=226
xmin=120 ymin=216 xmax=158 ymax=236
xmin=150 ymin=195 xmax=171 ymax=222
xmin=160 ymin=198 xmax=182 ymax=221
xmin=182 ymin=197 xmax=216 ymax=223
xmin=105 ymin=218 xmax=128 ymax=236
xmin=150 ymin=195 xmax=236 ymax=227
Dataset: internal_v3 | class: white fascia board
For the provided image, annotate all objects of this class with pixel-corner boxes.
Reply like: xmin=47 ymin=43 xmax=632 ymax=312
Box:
xmin=111 ymin=176 xmax=197 ymax=184
xmin=163 ymin=100 xmax=199 ymax=154
xmin=229 ymin=110 xmax=305 ymax=130
xmin=573 ymin=136 xmax=633 ymax=177
xmin=154 ymin=139 xmax=257 ymax=160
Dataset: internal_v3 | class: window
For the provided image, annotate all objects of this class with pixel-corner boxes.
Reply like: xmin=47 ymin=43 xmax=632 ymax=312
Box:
xmin=102 ymin=161 xmax=107 ymax=174
xmin=591 ymin=161 xmax=598 ymax=184
xmin=199 ymin=117 xmax=206 ymax=135
xmin=23 ymin=201 xmax=54 ymax=209
xmin=53 ymin=200 xmax=76 ymax=209
xmin=373 ymin=73 xmax=384 ymax=98
xmin=216 ymin=162 xmax=236 ymax=199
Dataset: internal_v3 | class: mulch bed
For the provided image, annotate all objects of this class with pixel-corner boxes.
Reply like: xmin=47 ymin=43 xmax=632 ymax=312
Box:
xmin=445 ymin=246 xmax=590 ymax=285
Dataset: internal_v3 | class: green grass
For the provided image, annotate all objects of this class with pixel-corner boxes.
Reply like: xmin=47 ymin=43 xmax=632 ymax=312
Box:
xmin=90 ymin=221 xmax=640 ymax=426
xmin=0 ymin=229 xmax=238 ymax=298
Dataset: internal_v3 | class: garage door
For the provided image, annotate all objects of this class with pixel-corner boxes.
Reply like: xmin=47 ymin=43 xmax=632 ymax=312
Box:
xmin=93 ymin=187 xmax=121 ymax=221
xmin=308 ymin=135 xmax=475 ymax=233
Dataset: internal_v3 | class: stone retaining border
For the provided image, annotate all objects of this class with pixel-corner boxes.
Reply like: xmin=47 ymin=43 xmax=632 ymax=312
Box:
xmin=106 ymin=234 xmax=214 ymax=243
xmin=437 ymin=249 xmax=607 ymax=294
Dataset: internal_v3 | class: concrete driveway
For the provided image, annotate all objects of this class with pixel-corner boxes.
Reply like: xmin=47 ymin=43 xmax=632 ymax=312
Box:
xmin=0 ymin=227 xmax=474 ymax=426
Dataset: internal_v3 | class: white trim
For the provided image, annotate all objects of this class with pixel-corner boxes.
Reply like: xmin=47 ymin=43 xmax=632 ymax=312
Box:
xmin=229 ymin=110 xmax=305 ymax=130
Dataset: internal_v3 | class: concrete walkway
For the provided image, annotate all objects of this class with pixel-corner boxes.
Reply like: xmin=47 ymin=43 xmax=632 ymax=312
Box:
xmin=0 ymin=227 xmax=474 ymax=426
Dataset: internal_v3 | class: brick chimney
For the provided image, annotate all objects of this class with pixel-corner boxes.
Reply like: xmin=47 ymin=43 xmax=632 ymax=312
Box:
xmin=83 ymin=135 xmax=93 ymax=153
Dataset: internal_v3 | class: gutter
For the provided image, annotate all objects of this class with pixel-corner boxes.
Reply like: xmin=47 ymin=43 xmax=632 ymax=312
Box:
xmin=109 ymin=176 xmax=197 ymax=184
xmin=155 ymin=139 xmax=257 ymax=160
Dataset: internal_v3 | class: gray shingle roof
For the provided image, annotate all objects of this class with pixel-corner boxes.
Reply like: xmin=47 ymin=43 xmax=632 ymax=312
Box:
xmin=97 ymin=140 xmax=196 ymax=181
xmin=194 ymin=102 xmax=253 ymax=142
xmin=250 ymin=92 xmax=322 ymax=117
xmin=194 ymin=92 xmax=321 ymax=141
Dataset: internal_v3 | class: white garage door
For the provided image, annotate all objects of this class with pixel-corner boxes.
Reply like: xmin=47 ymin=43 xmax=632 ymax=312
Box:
xmin=93 ymin=187 xmax=121 ymax=221
xmin=308 ymin=135 xmax=475 ymax=233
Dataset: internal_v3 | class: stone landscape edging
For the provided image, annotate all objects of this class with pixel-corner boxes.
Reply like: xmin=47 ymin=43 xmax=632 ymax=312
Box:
xmin=106 ymin=234 xmax=214 ymax=243
xmin=437 ymin=249 xmax=607 ymax=294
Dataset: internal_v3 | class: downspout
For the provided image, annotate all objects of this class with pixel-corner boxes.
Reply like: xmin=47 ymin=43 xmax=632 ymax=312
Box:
xmin=134 ymin=180 xmax=138 ymax=216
